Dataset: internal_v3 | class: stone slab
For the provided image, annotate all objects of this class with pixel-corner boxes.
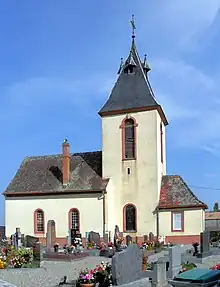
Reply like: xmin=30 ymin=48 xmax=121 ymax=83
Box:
xmin=112 ymin=243 xmax=142 ymax=285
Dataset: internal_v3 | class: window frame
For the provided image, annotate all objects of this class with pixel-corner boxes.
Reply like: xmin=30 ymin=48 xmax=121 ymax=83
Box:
xmin=34 ymin=208 xmax=45 ymax=235
xmin=68 ymin=208 xmax=80 ymax=232
xmin=123 ymin=203 xmax=137 ymax=233
xmin=171 ymin=211 xmax=184 ymax=232
xmin=120 ymin=116 xmax=138 ymax=161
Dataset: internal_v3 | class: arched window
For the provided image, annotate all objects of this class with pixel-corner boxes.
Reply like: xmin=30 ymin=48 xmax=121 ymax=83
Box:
xmin=120 ymin=117 xmax=138 ymax=160
xmin=68 ymin=208 xmax=80 ymax=231
xmin=123 ymin=204 xmax=137 ymax=232
xmin=34 ymin=209 xmax=45 ymax=234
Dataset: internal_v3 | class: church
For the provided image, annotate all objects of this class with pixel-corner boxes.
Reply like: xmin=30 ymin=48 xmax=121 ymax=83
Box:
xmin=4 ymin=17 xmax=207 ymax=245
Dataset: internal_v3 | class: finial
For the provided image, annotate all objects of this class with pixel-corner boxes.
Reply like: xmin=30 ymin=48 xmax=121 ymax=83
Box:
xmin=143 ymin=54 xmax=147 ymax=64
xmin=130 ymin=15 xmax=136 ymax=39
xmin=63 ymin=139 xmax=68 ymax=144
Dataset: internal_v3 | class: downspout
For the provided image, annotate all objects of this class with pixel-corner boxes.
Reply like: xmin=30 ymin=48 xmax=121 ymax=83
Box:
xmin=156 ymin=207 xmax=160 ymax=239
xmin=102 ymin=190 xmax=106 ymax=242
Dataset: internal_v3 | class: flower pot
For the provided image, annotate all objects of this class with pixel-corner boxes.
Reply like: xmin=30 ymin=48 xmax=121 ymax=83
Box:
xmin=80 ymin=284 xmax=94 ymax=287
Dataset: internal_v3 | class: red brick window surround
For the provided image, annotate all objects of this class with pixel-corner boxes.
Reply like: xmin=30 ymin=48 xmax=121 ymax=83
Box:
xmin=171 ymin=211 xmax=184 ymax=232
xmin=123 ymin=203 xmax=137 ymax=232
xmin=160 ymin=122 xmax=163 ymax=163
xmin=34 ymin=209 xmax=45 ymax=234
xmin=68 ymin=208 xmax=80 ymax=232
xmin=120 ymin=117 xmax=138 ymax=161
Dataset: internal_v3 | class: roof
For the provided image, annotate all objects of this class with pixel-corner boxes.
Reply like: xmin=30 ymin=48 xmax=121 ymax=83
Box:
xmin=205 ymin=212 xmax=220 ymax=220
xmin=4 ymin=151 xmax=106 ymax=196
xmin=158 ymin=175 xmax=207 ymax=210
xmin=98 ymin=39 xmax=168 ymax=125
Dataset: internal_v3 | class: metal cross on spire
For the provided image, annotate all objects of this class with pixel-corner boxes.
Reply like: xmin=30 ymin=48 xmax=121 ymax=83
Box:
xmin=130 ymin=14 xmax=136 ymax=39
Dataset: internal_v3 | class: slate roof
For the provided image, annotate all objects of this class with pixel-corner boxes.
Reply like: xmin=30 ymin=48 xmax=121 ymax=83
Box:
xmin=98 ymin=39 xmax=165 ymax=119
xmin=158 ymin=175 xmax=207 ymax=209
xmin=4 ymin=151 xmax=106 ymax=194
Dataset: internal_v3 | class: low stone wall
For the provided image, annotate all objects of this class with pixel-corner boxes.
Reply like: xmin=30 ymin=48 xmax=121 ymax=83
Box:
xmin=116 ymin=277 xmax=151 ymax=287
xmin=0 ymin=256 xmax=110 ymax=287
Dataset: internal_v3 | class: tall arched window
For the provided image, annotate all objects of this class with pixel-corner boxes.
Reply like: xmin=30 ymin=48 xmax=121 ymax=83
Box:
xmin=123 ymin=204 xmax=137 ymax=232
xmin=120 ymin=117 xmax=138 ymax=160
xmin=34 ymin=209 xmax=45 ymax=234
xmin=68 ymin=208 xmax=80 ymax=231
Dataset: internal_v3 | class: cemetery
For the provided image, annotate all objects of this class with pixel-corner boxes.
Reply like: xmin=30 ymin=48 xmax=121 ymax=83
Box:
xmin=1 ymin=226 xmax=220 ymax=286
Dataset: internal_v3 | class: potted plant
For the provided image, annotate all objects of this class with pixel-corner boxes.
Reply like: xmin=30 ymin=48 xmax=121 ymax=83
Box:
xmin=77 ymin=268 xmax=95 ymax=287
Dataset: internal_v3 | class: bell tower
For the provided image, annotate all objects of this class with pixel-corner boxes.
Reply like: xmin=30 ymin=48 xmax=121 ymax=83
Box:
xmin=98 ymin=16 xmax=168 ymax=238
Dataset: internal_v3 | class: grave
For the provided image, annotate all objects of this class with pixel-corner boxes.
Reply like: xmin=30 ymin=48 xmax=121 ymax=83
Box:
xmin=46 ymin=220 xmax=56 ymax=249
xmin=111 ymin=243 xmax=142 ymax=285
xmin=149 ymin=232 xmax=154 ymax=242
xmin=88 ymin=231 xmax=100 ymax=246
xmin=197 ymin=231 xmax=212 ymax=258
xmin=25 ymin=235 xmax=39 ymax=248
xmin=168 ymin=246 xmax=182 ymax=279
xmin=114 ymin=225 xmax=123 ymax=251
xmin=125 ymin=235 xmax=132 ymax=246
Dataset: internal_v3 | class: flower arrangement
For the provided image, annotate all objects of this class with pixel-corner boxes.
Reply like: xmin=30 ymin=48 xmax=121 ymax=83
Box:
xmin=210 ymin=263 xmax=220 ymax=270
xmin=77 ymin=261 xmax=112 ymax=287
xmin=78 ymin=268 xmax=95 ymax=285
xmin=179 ymin=262 xmax=197 ymax=273
xmin=0 ymin=246 xmax=33 ymax=269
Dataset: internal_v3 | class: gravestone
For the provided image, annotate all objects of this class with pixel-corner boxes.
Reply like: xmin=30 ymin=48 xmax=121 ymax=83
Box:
xmin=25 ymin=235 xmax=39 ymax=247
xmin=149 ymin=232 xmax=154 ymax=242
xmin=88 ymin=231 xmax=100 ymax=246
xmin=144 ymin=234 xmax=148 ymax=242
xmin=111 ymin=243 xmax=142 ymax=285
xmin=126 ymin=235 xmax=132 ymax=246
xmin=46 ymin=220 xmax=56 ymax=249
xmin=15 ymin=227 xmax=21 ymax=249
xmin=152 ymin=261 xmax=167 ymax=287
xmin=114 ymin=225 xmax=123 ymax=251
xmin=168 ymin=246 xmax=182 ymax=279
xmin=198 ymin=231 xmax=211 ymax=258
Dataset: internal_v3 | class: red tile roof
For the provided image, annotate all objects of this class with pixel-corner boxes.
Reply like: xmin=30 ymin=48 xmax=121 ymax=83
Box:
xmin=158 ymin=175 xmax=207 ymax=210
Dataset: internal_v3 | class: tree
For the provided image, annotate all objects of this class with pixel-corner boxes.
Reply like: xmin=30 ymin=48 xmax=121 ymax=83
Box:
xmin=213 ymin=202 xmax=219 ymax=212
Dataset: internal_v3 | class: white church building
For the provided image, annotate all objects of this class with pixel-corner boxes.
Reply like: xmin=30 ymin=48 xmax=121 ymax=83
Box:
xmin=4 ymin=18 xmax=207 ymax=245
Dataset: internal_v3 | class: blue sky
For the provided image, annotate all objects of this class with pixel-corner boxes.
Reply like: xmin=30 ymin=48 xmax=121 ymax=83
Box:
xmin=0 ymin=1 xmax=220 ymax=224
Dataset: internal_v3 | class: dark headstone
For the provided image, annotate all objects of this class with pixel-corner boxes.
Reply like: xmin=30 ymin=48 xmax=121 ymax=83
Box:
xmin=114 ymin=225 xmax=123 ymax=251
xmin=149 ymin=232 xmax=154 ymax=242
xmin=25 ymin=235 xmax=39 ymax=247
xmin=143 ymin=234 xmax=148 ymax=242
xmin=111 ymin=244 xmax=142 ymax=285
xmin=126 ymin=235 xmax=132 ymax=246
xmin=197 ymin=231 xmax=212 ymax=258
xmin=88 ymin=231 xmax=100 ymax=246
xmin=192 ymin=242 xmax=199 ymax=256
xmin=46 ymin=220 xmax=56 ymax=249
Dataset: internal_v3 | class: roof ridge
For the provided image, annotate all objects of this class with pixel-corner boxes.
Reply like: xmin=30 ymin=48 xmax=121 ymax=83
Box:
xmin=23 ymin=150 xmax=102 ymax=159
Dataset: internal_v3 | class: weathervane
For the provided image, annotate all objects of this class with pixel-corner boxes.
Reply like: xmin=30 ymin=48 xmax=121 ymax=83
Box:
xmin=130 ymin=14 xmax=136 ymax=38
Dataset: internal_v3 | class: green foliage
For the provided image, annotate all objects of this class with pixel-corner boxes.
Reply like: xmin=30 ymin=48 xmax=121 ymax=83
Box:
xmin=213 ymin=202 xmax=219 ymax=212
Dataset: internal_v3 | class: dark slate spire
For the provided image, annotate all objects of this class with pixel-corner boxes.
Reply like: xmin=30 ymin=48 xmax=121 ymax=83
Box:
xmin=98 ymin=16 xmax=168 ymax=126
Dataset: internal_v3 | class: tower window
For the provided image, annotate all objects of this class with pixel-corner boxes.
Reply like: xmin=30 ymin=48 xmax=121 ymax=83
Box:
xmin=125 ymin=119 xmax=135 ymax=159
xmin=120 ymin=117 xmax=138 ymax=161
xmin=123 ymin=204 xmax=137 ymax=232
xmin=127 ymin=168 xmax=131 ymax=175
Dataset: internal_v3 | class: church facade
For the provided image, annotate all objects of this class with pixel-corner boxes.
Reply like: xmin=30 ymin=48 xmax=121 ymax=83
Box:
xmin=4 ymin=20 xmax=207 ymax=245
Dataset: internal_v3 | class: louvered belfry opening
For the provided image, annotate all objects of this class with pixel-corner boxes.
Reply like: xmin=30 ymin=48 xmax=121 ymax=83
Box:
xmin=124 ymin=118 xmax=135 ymax=159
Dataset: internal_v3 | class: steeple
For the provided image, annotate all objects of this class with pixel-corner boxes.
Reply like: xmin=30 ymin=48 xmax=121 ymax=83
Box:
xmin=98 ymin=16 xmax=168 ymax=126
